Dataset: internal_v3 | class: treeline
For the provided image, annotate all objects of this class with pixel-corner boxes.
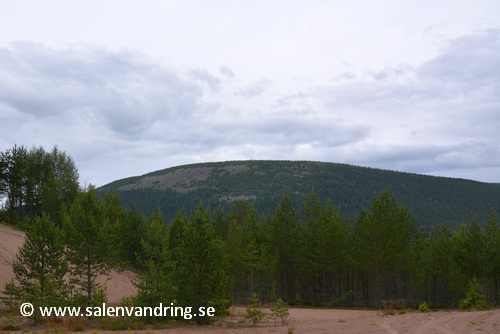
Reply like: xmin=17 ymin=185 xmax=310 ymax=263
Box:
xmin=99 ymin=160 xmax=500 ymax=230
xmin=2 ymin=146 xmax=500 ymax=326
xmin=219 ymin=190 xmax=500 ymax=308
xmin=0 ymin=145 xmax=79 ymax=224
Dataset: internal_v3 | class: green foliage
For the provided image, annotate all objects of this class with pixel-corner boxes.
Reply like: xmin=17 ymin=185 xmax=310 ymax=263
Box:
xmin=226 ymin=202 xmax=276 ymax=301
xmin=7 ymin=152 xmax=500 ymax=326
xmin=245 ymin=293 xmax=263 ymax=326
xmin=174 ymin=203 xmax=232 ymax=324
xmin=12 ymin=213 xmax=68 ymax=295
xmin=273 ymin=194 xmax=300 ymax=301
xmin=459 ymin=277 xmax=488 ymax=311
xmin=418 ymin=302 xmax=430 ymax=312
xmin=64 ymin=187 xmax=113 ymax=306
xmin=271 ymin=298 xmax=289 ymax=326
xmin=97 ymin=160 xmax=500 ymax=230
xmin=135 ymin=209 xmax=173 ymax=314
xmin=353 ymin=188 xmax=414 ymax=305
xmin=0 ymin=145 xmax=79 ymax=224
xmin=1 ymin=278 xmax=20 ymax=310
xmin=9 ymin=213 xmax=69 ymax=325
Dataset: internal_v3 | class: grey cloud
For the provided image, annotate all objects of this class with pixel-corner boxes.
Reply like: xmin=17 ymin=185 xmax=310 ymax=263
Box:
xmin=203 ymin=113 xmax=370 ymax=150
xmin=315 ymin=30 xmax=500 ymax=178
xmin=0 ymin=43 xmax=203 ymax=139
xmin=188 ymin=67 xmax=222 ymax=91
xmin=354 ymin=141 xmax=500 ymax=176
xmin=417 ymin=29 xmax=500 ymax=83
xmin=219 ymin=66 xmax=235 ymax=80
xmin=3 ymin=29 xmax=499 ymax=185
xmin=234 ymin=78 xmax=271 ymax=97
xmin=275 ymin=92 xmax=308 ymax=107
xmin=368 ymin=65 xmax=412 ymax=81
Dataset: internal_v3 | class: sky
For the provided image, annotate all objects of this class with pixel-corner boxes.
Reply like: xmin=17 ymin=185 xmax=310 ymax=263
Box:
xmin=1 ymin=0 xmax=499 ymax=186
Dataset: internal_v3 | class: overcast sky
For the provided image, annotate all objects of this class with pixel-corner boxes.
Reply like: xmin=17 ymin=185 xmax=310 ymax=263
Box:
xmin=1 ymin=1 xmax=499 ymax=186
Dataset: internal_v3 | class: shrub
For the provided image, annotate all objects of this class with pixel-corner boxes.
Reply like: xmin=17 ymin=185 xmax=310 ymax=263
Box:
xmin=459 ymin=277 xmax=488 ymax=311
xmin=271 ymin=298 xmax=290 ymax=326
xmin=418 ymin=302 xmax=430 ymax=313
xmin=245 ymin=293 xmax=263 ymax=326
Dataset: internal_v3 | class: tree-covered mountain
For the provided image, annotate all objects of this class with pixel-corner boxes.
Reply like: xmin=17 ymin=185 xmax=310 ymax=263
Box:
xmin=98 ymin=160 xmax=500 ymax=229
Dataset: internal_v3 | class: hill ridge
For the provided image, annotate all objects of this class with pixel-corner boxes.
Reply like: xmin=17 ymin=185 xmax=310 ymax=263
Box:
xmin=98 ymin=160 xmax=500 ymax=229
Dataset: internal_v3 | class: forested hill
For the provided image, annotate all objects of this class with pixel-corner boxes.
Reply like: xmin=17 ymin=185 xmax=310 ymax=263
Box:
xmin=98 ymin=160 xmax=500 ymax=229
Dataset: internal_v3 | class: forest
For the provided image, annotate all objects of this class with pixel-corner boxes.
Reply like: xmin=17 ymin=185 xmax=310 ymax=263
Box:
xmin=98 ymin=160 xmax=500 ymax=230
xmin=1 ymin=145 xmax=499 ymax=325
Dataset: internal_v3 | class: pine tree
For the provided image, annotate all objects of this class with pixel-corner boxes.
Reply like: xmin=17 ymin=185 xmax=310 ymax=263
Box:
xmin=122 ymin=204 xmax=147 ymax=268
xmin=12 ymin=213 xmax=68 ymax=297
xmin=453 ymin=220 xmax=486 ymax=281
xmin=271 ymin=298 xmax=289 ymax=326
xmin=64 ymin=187 xmax=112 ymax=306
xmin=10 ymin=213 xmax=69 ymax=323
xmin=175 ymin=203 xmax=231 ymax=324
xmin=484 ymin=212 xmax=500 ymax=305
xmin=135 ymin=209 xmax=173 ymax=311
xmin=353 ymin=188 xmax=414 ymax=306
xmin=245 ymin=292 xmax=263 ymax=326
xmin=272 ymin=194 xmax=300 ymax=301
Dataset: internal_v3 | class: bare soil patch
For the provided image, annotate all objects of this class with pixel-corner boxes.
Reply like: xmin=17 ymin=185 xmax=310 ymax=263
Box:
xmin=119 ymin=167 xmax=213 ymax=193
xmin=0 ymin=222 xmax=138 ymax=304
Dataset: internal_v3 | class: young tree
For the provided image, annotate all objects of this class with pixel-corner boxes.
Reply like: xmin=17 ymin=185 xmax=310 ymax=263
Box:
xmin=226 ymin=205 xmax=275 ymax=301
xmin=427 ymin=225 xmax=464 ymax=306
xmin=271 ymin=298 xmax=289 ymax=326
xmin=353 ymin=188 xmax=414 ymax=306
xmin=484 ymin=212 xmax=500 ymax=305
xmin=10 ymin=213 xmax=69 ymax=323
xmin=272 ymin=194 xmax=300 ymax=301
xmin=245 ymin=292 xmax=263 ymax=326
xmin=175 ymin=203 xmax=231 ymax=324
xmin=135 ymin=209 xmax=173 ymax=310
xmin=453 ymin=220 xmax=486 ymax=281
xmin=12 ymin=213 xmax=68 ymax=297
xmin=64 ymin=187 xmax=113 ymax=306
xmin=121 ymin=204 xmax=148 ymax=268
xmin=301 ymin=191 xmax=349 ymax=303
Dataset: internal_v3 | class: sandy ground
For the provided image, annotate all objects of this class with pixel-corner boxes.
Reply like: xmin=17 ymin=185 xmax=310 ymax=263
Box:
xmin=1 ymin=222 xmax=499 ymax=333
xmin=0 ymin=222 xmax=138 ymax=304
xmin=194 ymin=307 xmax=500 ymax=334
xmin=0 ymin=223 xmax=25 ymax=293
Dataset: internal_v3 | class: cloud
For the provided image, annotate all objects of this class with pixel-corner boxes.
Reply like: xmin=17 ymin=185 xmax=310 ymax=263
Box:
xmin=314 ymin=30 xmax=500 ymax=178
xmin=417 ymin=29 xmax=500 ymax=83
xmin=1 ymin=29 xmax=499 ymax=185
xmin=0 ymin=42 xmax=203 ymax=139
xmin=234 ymin=78 xmax=271 ymax=97
xmin=219 ymin=66 xmax=235 ymax=80
xmin=187 ymin=67 xmax=222 ymax=91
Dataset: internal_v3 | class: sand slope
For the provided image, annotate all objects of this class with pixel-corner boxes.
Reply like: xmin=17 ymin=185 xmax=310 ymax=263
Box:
xmin=0 ymin=222 xmax=137 ymax=304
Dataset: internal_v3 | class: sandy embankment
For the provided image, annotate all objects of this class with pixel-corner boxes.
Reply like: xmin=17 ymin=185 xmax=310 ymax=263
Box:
xmin=0 ymin=222 xmax=137 ymax=304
